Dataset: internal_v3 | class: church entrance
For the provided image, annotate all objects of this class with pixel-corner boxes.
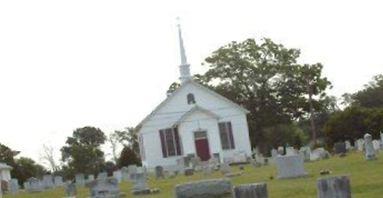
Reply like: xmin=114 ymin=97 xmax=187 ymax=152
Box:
xmin=194 ymin=131 xmax=211 ymax=161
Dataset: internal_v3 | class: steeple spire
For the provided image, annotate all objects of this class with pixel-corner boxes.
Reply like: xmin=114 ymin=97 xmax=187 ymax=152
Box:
xmin=177 ymin=18 xmax=191 ymax=84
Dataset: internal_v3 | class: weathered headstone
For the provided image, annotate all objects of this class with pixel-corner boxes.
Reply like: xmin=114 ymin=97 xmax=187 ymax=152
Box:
xmin=277 ymin=146 xmax=284 ymax=155
xmin=364 ymin=133 xmax=377 ymax=160
xmin=356 ymin=139 xmax=364 ymax=151
xmin=131 ymin=172 xmax=149 ymax=194
xmin=184 ymin=168 xmax=194 ymax=176
xmin=54 ymin=176 xmax=64 ymax=187
xmin=372 ymin=140 xmax=380 ymax=151
xmin=233 ymin=183 xmax=268 ymax=198
xmin=202 ymin=164 xmax=213 ymax=176
xmin=334 ymin=142 xmax=347 ymax=154
xmin=65 ymin=182 xmax=77 ymax=197
xmin=88 ymin=178 xmax=121 ymax=198
xmin=75 ymin=173 xmax=85 ymax=187
xmin=299 ymin=146 xmax=311 ymax=162
xmin=155 ymin=166 xmax=165 ymax=179
xmin=310 ymin=148 xmax=330 ymax=161
xmin=175 ymin=179 xmax=232 ymax=198
xmin=87 ymin=175 xmax=95 ymax=183
xmin=26 ymin=177 xmax=43 ymax=192
xmin=121 ymin=167 xmax=129 ymax=181
xmin=285 ymin=147 xmax=297 ymax=156
xmin=271 ymin=149 xmax=278 ymax=158
xmin=113 ymin=170 xmax=122 ymax=183
xmin=42 ymin=174 xmax=54 ymax=189
xmin=97 ymin=172 xmax=108 ymax=180
xmin=317 ymin=176 xmax=351 ymax=198
xmin=9 ymin=178 xmax=19 ymax=195
xmin=127 ymin=165 xmax=138 ymax=180
xmin=275 ymin=155 xmax=308 ymax=179
xmin=380 ymin=132 xmax=383 ymax=147
xmin=345 ymin=140 xmax=352 ymax=151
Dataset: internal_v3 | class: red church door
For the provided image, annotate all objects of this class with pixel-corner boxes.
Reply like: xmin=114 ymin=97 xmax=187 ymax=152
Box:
xmin=194 ymin=131 xmax=211 ymax=161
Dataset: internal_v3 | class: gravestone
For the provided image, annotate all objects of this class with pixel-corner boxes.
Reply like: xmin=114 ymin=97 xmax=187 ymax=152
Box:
xmin=54 ymin=176 xmax=64 ymax=187
xmin=155 ymin=166 xmax=165 ymax=179
xmin=285 ymin=147 xmax=297 ymax=156
xmin=131 ymin=172 xmax=149 ymax=194
xmin=26 ymin=177 xmax=43 ymax=192
xmin=356 ymin=139 xmax=364 ymax=151
xmin=9 ymin=178 xmax=19 ymax=195
xmin=380 ymin=132 xmax=383 ymax=147
xmin=299 ymin=146 xmax=311 ymax=162
xmin=42 ymin=174 xmax=54 ymax=189
xmin=202 ymin=164 xmax=213 ymax=176
xmin=121 ymin=167 xmax=129 ymax=181
xmin=275 ymin=155 xmax=308 ymax=179
xmin=87 ymin=175 xmax=95 ymax=183
xmin=184 ymin=168 xmax=194 ymax=176
xmin=364 ymin=133 xmax=377 ymax=160
xmin=127 ymin=165 xmax=138 ymax=180
xmin=271 ymin=149 xmax=278 ymax=158
xmin=98 ymin=172 xmax=108 ymax=180
xmin=113 ymin=171 xmax=122 ymax=183
xmin=75 ymin=173 xmax=85 ymax=186
xmin=317 ymin=176 xmax=351 ymax=198
xmin=310 ymin=148 xmax=330 ymax=161
xmin=372 ymin=140 xmax=380 ymax=151
xmin=65 ymin=182 xmax=77 ymax=197
xmin=88 ymin=178 xmax=121 ymax=198
xmin=345 ymin=140 xmax=352 ymax=150
xmin=233 ymin=183 xmax=268 ymax=198
xmin=334 ymin=142 xmax=347 ymax=154
xmin=277 ymin=146 xmax=284 ymax=155
xmin=175 ymin=179 xmax=232 ymax=198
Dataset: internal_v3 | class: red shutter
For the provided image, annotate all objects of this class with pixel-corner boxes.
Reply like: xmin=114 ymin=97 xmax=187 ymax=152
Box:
xmin=174 ymin=127 xmax=182 ymax=155
xmin=227 ymin=122 xmax=235 ymax=149
xmin=159 ymin=130 xmax=167 ymax=158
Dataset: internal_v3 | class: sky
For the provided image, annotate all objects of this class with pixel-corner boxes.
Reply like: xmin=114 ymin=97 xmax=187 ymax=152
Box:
xmin=0 ymin=0 xmax=382 ymax=167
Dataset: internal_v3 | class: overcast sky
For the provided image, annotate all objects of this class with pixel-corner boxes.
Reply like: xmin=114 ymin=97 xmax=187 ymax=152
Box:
xmin=0 ymin=0 xmax=382 ymax=166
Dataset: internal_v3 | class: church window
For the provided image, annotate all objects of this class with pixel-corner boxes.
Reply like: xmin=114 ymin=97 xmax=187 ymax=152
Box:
xmin=187 ymin=93 xmax=196 ymax=104
xmin=159 ymin=127 xmax=182 ymax=158
xmin=218 ymin=122 xmax=235 ymax=150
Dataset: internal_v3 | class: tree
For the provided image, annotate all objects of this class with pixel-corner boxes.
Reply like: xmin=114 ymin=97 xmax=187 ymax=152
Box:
xmin=13 ymin=157 xmax=46 ymax=184
xmin=168 ymin=38 xmax=332 ymax=151
xmin=117 ymin=146 xmax=141 ymax=168
xmin=61 ymin=126 xmax=106 ymax=177
xmin=347 ymin=74 xmax=383 ymax=108
xmin=324 ymin=106 xmax=383 ymax=146
xmin=40 ymin=144 xmax=59 ymax=172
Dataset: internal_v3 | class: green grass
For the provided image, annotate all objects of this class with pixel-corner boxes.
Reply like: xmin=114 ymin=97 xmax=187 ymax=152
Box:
xmin=5 ymin=151 xmax=383 ymax=197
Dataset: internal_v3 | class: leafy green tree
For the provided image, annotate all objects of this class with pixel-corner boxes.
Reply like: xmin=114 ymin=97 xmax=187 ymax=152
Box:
xmin=61 ymin=126 xmax=106 ymax=176
xmin=346 ymin=74 xmax=383 ymax=108
xmin=324 ymin=106 xmax=383 ymax=146
xmin=168 ymin=38 xmax=332 ymax=151
xmin=117 ymin=146 xmax=141 ymax=168
xmin=13 ymin=157 xmax=46 ymax=184
xmin=263 ymin=123 xmax=308 ymax=150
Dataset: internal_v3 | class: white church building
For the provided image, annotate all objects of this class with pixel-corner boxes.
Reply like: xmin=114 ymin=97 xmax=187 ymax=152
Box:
xmin=137 ymin=24 xmax=252 ymax=169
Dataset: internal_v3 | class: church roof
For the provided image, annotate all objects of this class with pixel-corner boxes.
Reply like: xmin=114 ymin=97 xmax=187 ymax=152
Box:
xmin=137 ymin=80 xmax=249 ymax=129
xmin=171 ymin=105 xmax=220 ymax=127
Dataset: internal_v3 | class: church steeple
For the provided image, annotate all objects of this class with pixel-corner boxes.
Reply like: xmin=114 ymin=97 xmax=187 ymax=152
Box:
xmin=177 ymin=19 xmax=191 ymax=84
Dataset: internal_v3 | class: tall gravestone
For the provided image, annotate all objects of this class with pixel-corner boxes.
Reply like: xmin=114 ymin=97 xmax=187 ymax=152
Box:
xmin=356 ymin=139 xmax=364 ymax=151
xmin=233 ymin=183 xmax=268 ymax=198
xmin=364 ymin=133 xmax=377 ymax=160
xmin=275 ymin=155 xmax=308 ymax=179
xmin=132 ymin=172 xmax=149 ymax=194
xmin=9 ymin=178 xmax=19 ymax=195
xmin=113 ymin=170 xmax=122 ymax=183
xmin=299 ymin=146 xmax=311 ymax=162
xmin=372 ymin=140 xmax=380 ymax=151
xmin=42 ymin=174 xmax=54 ymax=189
xmin=54 ymin=176 xmax=64 ymax=187
xmin=127 ymin=165 xmax=138 ymax=180
xmin=75 ymin=173 xmax=85 ymax=187
xmin=317 ymin=176 xmax=351 ymax=198
xmin=175 ymin=179 xmax=232 ymax=198
xmin=334 ymin=142 xmax=347 ymax=154
xmin=155 ymin=166 xmax=165 ymax=179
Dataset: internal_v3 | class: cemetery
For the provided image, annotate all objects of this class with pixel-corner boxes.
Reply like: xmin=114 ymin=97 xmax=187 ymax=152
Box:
xmin=1 ymin=147 xmax=383 ymax=197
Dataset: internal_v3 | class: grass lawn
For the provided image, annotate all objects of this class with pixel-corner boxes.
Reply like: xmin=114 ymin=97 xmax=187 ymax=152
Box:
xmin=5 ymin=151 xmax=383 ymax=198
